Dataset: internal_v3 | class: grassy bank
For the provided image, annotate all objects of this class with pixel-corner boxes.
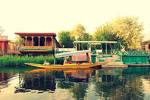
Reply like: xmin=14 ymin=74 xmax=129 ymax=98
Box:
xmin=0 ymin=55 xmax=64 ymax=67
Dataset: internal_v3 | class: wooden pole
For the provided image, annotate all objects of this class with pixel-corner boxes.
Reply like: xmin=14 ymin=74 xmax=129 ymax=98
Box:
xmin=106 ymin=43 xmax=107 ymax=54
xmin=25 ymin=36 xmax=27 ymax=46
xmin=76 ymin=43 xmax=77 ymax=50
xmin=32 ymin=36 xmax=34 ymax=46
xmin=89 ymin=43 xmax=91 ymax=52
xmin=53 ymin=36 xmax=56 ymax=65
xmin=44 ymin=36 xmax=47 ymax=46
xmin=38 ymin=36 xmax=40 ymax=46
xmin=110 ymin=44 xmax=112 ymax=54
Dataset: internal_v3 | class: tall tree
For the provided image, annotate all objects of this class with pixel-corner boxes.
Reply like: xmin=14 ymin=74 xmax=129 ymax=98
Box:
xmin=77 ymin=33 xmax=93 ymax=50
xmin=111 ymin=16 xmax=143 ymax=49
xmin=77 ymin=33 xmax=92 ymax=41
xmin=94 ymin=24 xmax=117 ymax=41
xmin=71 ymin=24 xmax=86 ymax=39
xmin=94 ymin=16 xmax=143 ymax=49
xmin=94 ymin=24 xmax=125 ymax=51
xmin=58 ymin=31 xmax=75 ymax=48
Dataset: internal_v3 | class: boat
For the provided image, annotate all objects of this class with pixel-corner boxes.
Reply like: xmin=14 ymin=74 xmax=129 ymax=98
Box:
xmin=25 ymin=50 xmax=101 ymax=70
xmin=25 ymin=68 xmax=92 ymax=73
xmin=25 ymin=63 xmax=101 ymax=70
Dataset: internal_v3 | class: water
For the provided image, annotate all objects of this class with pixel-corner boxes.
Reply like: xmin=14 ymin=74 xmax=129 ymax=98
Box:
xmin=0 ymin=67 xmax=150 ymax=100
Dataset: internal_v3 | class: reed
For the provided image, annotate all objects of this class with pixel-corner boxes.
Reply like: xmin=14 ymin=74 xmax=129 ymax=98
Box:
xmin=0 ymin=55 xmax=64 ymax=67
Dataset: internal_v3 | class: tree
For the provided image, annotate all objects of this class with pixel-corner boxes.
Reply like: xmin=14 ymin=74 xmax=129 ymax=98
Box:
xmin=111 ymin=16 xmax=143 ymax=49
xmin=71 ymin=24 xmax=86 ymax=39
xmin=94 ymin=24 xmax=117 ymax=41
xmin=94 ymin=16 xmax=143 ymax=49
xmin=58 ymin=31 xmax=75 ymax=48
xmin=94 ymin=24 xmax=125 ymax=51
xmin=77 ymin=33 xmax=92 ymax=41
xmin=15 ymin=35 xmax=24 ymax=45
xmin=76 ymin=33 xmax=93 ymax=50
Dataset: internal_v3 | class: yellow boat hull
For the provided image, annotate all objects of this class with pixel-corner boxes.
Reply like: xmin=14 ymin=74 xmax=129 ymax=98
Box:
xmin=25 ymin=63 xmax=101 ymax=70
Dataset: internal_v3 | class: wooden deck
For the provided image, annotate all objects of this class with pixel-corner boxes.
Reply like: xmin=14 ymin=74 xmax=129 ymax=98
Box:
xmin=25 ymin=63 xmax=101 ymax=70
xmin=102 ymin=65 xmax=128 ymax=68
xmin=102 ymin=62 xmax=128 ymax=68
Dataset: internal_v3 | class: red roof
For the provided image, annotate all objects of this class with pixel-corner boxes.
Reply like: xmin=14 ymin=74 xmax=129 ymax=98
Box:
xmin=15 ymin=32 xmax=56 ymax=36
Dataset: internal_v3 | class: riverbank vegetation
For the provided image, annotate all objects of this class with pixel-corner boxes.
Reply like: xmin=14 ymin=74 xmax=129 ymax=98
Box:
xmin=0 ymin=55 xmax=64 ymax=67
xmin=0 ymin=16 xmax=144 ymax=67
xmin=58 ymin=16 xmax=143 ymax=50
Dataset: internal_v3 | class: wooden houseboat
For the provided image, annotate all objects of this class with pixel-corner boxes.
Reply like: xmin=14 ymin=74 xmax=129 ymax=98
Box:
xmin=15 ymin=32 xmax=60 ymax=54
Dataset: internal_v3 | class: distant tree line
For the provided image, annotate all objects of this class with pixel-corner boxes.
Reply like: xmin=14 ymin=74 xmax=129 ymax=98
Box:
xmin=58 ymin=16 xmax=143 ymax=50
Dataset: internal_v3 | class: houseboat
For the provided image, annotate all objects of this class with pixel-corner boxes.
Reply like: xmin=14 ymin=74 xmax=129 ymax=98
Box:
xmin=15 ymin=32 xmax=60 ymax=55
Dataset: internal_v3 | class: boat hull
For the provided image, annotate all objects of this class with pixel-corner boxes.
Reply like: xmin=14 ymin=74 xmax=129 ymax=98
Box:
xmin=25 ymin=63 xmax=101 ymax=70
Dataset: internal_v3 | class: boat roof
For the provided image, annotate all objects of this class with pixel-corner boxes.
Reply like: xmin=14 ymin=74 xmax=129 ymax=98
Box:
xmin=15 ymin=32 xmax=56 ymax=36
xmin=55 ymin=50 xmax=90 ymax=58
xmin=74 ymin=41 xmax=117 ymax=44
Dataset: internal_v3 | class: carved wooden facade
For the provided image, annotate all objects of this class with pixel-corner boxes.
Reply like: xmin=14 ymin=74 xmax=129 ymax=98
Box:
xmin=15 ymin=32 xmax=56 ymax=54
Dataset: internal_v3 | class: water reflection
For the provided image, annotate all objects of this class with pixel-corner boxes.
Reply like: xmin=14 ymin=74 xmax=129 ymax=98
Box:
xmin=64 ymin=70 xmax=92 ymax=82
xmin=18 ymin=71 xmax=56 ymax=92
xmin=94 ymin=68 xmax=145 ymax=100
xmin=0 ymin=72 xmax=16 ymax=91
xmin=1 ymin=67 xmax=150 ymax=100
xmin=16 ymin=69 xmax=92 ymax=93
xmin=94 ymin=69 xmax=125 ymax=100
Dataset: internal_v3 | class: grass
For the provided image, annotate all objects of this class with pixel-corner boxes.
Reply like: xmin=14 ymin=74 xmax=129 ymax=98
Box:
xmin=0 ymin=55 xmax=64 ymax=67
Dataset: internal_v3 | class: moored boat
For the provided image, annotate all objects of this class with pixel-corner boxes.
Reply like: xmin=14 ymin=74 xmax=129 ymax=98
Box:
xmin=25 ymin=63 xmax=101 ymax=70
xmin=25 ymin=50 xmax=101 ymax=70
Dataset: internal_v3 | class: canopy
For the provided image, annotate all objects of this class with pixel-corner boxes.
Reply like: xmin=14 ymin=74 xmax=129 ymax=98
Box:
xmin=74 ymin=41 xmax=117 ymax=44
xmin=55 ymin=50 xmax=90 ymax=58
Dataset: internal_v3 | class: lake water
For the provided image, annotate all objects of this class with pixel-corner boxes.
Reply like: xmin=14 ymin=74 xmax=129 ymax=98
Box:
xmin=0 ymin=67 xmax=150 ymax=100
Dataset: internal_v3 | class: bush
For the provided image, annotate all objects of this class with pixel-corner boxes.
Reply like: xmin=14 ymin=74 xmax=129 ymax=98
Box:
xmin=113 ymin=50 xmax=148 ymax=56
xmin=0 ymin=55 xmax=64 ymax=67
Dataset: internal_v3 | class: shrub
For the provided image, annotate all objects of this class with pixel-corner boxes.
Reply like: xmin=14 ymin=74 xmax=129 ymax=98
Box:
xmin=0 ymin=55 xmax=64 ymax=67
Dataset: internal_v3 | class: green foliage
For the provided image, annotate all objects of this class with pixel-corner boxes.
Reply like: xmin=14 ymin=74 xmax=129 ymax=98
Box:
xmin=58 ymin=24 xmax=90 ymax=48
xmin=71 ymin=24 xmax=86 ymax=39
xmin=15 ymin=36 xmax=24 ymax=45
xmin=113 ymin=50 xmax=148 ymax=56
xmin=77 ymin=33 xmax=93 ymax=50
xmin=0 ymin=55 xmax=64 ymax=67
xmin=94 ymin=24 xmax=126 ymax=50
xmin=58 ymin=31 xmax=75 ymax=48
xmin=122 ymin=50 xmax=148 ymax=56
xmin=94 ymin=17 xmax=143 ymax=49
xmin=111 ymin=16 xmax=143 ymax=49
xmin=77 ymin=33 xmax=92 ymax=41
xmin=70 ymin=24 xmax=93 ymax=50
xmin=94 ymin=24 xmax=115 ymax=41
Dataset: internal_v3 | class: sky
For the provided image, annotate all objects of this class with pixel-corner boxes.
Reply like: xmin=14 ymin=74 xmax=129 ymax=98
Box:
xmin=0 ymin=0 xmax=150 ymax=40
